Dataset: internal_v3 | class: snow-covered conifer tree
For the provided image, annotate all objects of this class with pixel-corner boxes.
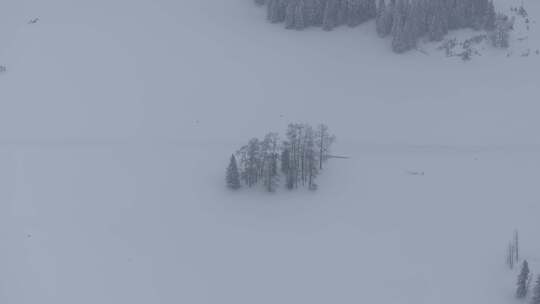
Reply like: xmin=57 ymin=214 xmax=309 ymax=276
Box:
xmin=226 ymin=155 xmax=241 ymax=190
xmin=295 ymin=0 xmax=306 ymax=29
xmin=376 ymin=0 xmax=389 ymax=37
xmin=366 ymin=0 xmax=377 ymax=21
xmin=267 ymin=0 xmax=286 ymax=23
xmin=427 ymin=0 xmax=449 ymax=41
xmin=484 ymin=0 xmax=496 ymax=30
xmin=391 ymin=0 xmax=410 ymax=53
xmin=285 ymin=0 xmax=297 ymax=28
xmin=322 ymin=0 xmax=339 ymax=30
xmin=517 ymin=260 xmax=531 ymax=299
xmin=531 ymin=275 xmax=540 ymax=304
xmin=304 ymin=0 xmax=324 ymax=26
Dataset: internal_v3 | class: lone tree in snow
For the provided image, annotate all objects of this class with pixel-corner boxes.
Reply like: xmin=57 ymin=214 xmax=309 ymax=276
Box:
xmin=531 ymin=275 xmax=540 ymax=304
xmin=516 ymin=260 xmax=530 ymax=299
xmin=226 ymin=154 xmax=241 ymax=190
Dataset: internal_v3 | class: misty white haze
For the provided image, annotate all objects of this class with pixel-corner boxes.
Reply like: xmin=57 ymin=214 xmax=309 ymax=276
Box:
xmin=1 ymin=0 xmax=540 ymax=303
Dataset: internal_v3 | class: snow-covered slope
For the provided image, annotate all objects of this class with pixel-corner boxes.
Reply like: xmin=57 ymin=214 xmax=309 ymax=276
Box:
xmin=1 ymin=0 xmax=540 ymax=303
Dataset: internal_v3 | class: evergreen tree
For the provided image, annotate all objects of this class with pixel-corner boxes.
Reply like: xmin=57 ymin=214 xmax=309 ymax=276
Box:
xmin=471 ymin=0 xmax=487 ymax=29
xmin=336 ymin=0 xmax=348 ymax=27
xmin=452 ymin=0 xmax=472 ymax=28
xmin=304 ymin=0 xmax=324 ymax=26
xmin=268 ymin=0 xmax=286 ymax=23
xmin=414 ymin=0 xmax=429 ymax=38
xmin=322 ymin=0 xmax=339 ymax=30
xmin=391 ymin=0 xmax=410 ymax=53
xmin=382 ymin=0 xmax=395 ymax=37
xmin=345 ymin=0 xmax=359 ymax=27
xmin=401 ymin=0 xmax=422 ymax=50
xmin=427 ymin=0 xmax=448 ymax=41
xmin=531 ymin=275 xmax=540 ymax=304
xmin=295 ymin=0 xmax=306 ymax=29
xmin=517 ymin=260 xmax=531 ymax=299
xmin=285 ymin=0 xmax=298 ymax=28
xmin=226 ymin=155 xmax=241 ymax=190
xmin=260 ymin=0 xmax=505 ymax=53
xmin=376 ymin=0 xmax=389 ymax=37
xmin=366 ymin=0 xmax=377 ymax=20
xmin=484 ymin=0 xmax=496 ymax=30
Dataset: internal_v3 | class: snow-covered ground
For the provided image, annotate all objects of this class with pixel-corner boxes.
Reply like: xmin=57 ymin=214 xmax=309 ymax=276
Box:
xmin=1 ymin=0 xmax=540 ymax=303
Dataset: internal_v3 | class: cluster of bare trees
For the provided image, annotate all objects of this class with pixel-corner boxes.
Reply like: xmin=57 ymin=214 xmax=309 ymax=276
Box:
xmin=235 ymin=133 xmax=282 ymax=192
xmin=226 ymin=123 xmax=335 ymax=192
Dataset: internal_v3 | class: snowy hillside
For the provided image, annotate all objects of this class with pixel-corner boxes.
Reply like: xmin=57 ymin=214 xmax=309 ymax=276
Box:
xmin=2 ymin=0 xmax=540 ymax=303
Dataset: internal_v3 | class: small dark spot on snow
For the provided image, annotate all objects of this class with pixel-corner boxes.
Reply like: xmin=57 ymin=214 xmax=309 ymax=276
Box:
xmin=28 ymin=18 xmax=39 ymax=24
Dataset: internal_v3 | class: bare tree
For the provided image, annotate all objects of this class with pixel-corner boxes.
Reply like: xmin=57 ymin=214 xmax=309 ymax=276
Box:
xmin=261 ymin=133 xmax=280 ymax=192
xmin=315 ymin=124 xmax=336 ymax=170
xmin=514 ymin=230 xmax=520 ymax=263
xmin=506 ymin=230 xmax=520 ymax=269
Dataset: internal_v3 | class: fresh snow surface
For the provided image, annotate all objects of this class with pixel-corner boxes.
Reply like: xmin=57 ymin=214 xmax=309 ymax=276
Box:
xmin=1 ymin=0 xmax=540 ymax=303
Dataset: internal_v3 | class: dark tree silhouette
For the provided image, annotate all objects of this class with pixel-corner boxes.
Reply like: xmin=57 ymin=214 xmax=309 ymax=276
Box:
xmin=226 ymin=154 xmax=241 ymax=190
xmin=516 ymin=260 xmax=530 ymax=299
